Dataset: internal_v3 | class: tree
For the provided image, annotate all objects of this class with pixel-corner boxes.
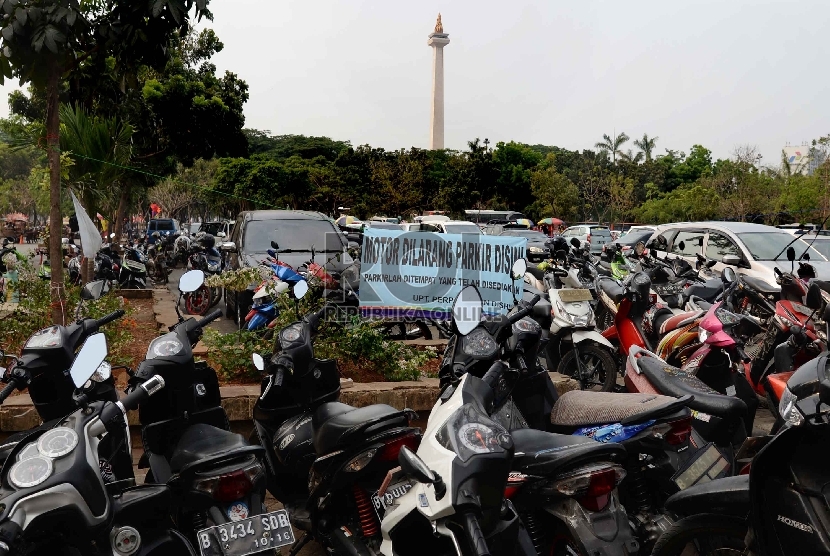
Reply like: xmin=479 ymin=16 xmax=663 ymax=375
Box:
xmin=0 ymin=0 xmax=212 ymax=324
xmin=633 ymin=133 xmax=658 ymax=162
xmin=492 ymin=141 xmax=542 ymax=212
xmin=529 ymin=155 xmax=579 ymax=221
xmin=610 ymin=176 xmax=637 ymax=223
xmin=618 ymin=149 xmax=644 ymax=164
xmin=594 ymin=131 xmax=630 ymax=164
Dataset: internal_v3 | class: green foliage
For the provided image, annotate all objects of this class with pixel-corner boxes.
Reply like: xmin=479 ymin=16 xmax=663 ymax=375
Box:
xmin=201 ymin=293 xmax=432 ymax=382
xmin=0 ymin=260 xmax=137 ymax=366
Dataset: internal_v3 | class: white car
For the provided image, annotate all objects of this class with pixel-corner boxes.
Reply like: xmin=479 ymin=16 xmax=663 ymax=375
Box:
xmin=560 ymin=224 xmax=611 ymax=254
xmin=419 ymin=220 xmax=482 ymax=235
xmin=646 ymin=221 xmax=830 ymax=287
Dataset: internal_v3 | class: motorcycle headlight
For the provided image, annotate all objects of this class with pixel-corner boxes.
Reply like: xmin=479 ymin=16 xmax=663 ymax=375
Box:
xmin=512 ymin=317 xmax=540 ymax=333
xmin=25 ymin=326 xmax=62 ymax=349
xmin=778 ymin=387 xmax=804 ymax=427
xmin=461 ymin=327 xmax=499 ymax=358
xmin=435 ymin=403 xmax=511 ymax=462
xmin=280 ymin=323 xmax=304 ymax=346
xmin=555 ymin=301 xmax=574 ymax=324
xmin=146 ymin=334 xmax=184 ymax=359
xmin=698 ymin=328 xmax=710 ymax=344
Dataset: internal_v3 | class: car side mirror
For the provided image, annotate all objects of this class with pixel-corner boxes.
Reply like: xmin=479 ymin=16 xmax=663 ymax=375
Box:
xmin=806 ymin=282 xmax=822 ymax=310
xmin=398 ymin=446 xmax=446 ymax=499
xmin=722 ymin=254 xmax=741 ymax=266
xmin=220 ymin=242 xmax=237 ymax=253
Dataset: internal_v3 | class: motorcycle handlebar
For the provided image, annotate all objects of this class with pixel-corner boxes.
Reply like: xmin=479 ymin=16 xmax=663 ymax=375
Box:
xmin=0 ymin=379 xmax=17 ymax=404
xmin=481 ymin=361 xmax=507 ymax=390
xmin=95 ymin=310 xmax=125 ymax=328
xmin=196 ymin=309 xmax=223 ymax=329
xmin=121 ymin=375 xmax=165 ymax=413
xmin=508 ymin=294 xmax=540 ymax=324
xmin=461 ymin=512 xmax=490 ymax=556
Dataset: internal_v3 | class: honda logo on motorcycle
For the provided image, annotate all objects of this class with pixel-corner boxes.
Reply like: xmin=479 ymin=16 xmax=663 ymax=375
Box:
xmin=777 ymin=515 xmax=814 ymax=534
xmin=278 ymin=434 xmax=295 ymax=450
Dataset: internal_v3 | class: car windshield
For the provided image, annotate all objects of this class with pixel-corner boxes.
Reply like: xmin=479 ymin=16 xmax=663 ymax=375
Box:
xmin=810 ymin=240 xmax=830 ymax=259
xmin=243 ymin=219 xmax=346 ymax=253
xmin=501 ymin=230 xmax=547 ymax=240
xmin=617 ymin=230 xmax=653 ymax=245
xmin=367 ymin=222 xmax=401 ymax=230
xmin=200 ymin=222 xmax=225 ymax=235
xmin=443 ymin=224 xmax=481 ymax=234
xmin=152 ymin=220 xmax=175 ymax=231
xmin=737 ymin=232 xmax=826 ymax=261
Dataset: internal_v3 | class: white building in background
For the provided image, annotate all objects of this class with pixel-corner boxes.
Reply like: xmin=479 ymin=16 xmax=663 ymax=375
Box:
xmin=428 ymin=14 xmax=450 ymax=150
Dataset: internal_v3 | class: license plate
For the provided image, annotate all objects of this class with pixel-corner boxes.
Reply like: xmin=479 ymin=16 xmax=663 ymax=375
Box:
xmin=197 ymin=510 xmax=295 ymax=556
xmin=371 ymin=481 xmax=413 ymax=519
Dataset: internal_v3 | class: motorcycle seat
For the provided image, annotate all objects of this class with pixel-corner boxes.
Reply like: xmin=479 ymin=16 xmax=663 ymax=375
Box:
xmin=687 ymin=296 xmax=713 ymax=312
xmin=651 ymin=308 xmax=701 ymax=336
xmin=636 ymin=357 xmax=747 ymax=419
xmin=169 ymin=423 xmax=255 ymax=473
xmin=741 ymin=275 xmax=779 ymax=295
xmin=597 ymin=277 xmax=625 ymax=304
xmin=550 ymin=390 xmax=689 ymax=427
xmin=312 ymin=402 xmax=408 ymax=455
xmin=511 ymin=428 xmax=626 ymax=477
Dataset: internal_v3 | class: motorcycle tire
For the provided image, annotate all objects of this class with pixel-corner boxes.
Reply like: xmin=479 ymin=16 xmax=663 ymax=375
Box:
xmin=209 ymin=287 xmax=222 ymax=308
xmin=225 ymin=291 xmax=235 ymax=319
xmin=558 ymin=343 xmax=618 ymax=392
xmin=184 ymin=285 xmax=212 ymax=316
xmin=651 ymin=514 xmax=747 ymax=556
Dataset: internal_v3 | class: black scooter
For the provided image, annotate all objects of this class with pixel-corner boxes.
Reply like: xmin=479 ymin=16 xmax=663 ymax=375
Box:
xmin=251 ymin=281 xmax=423 ymax=555
xmin=0 ymin=280 xmax=133 ymax=479
xmin=132 ymin=270 xmax=284 ymax=553
xmin=652 ymin=302 xmax=830 ymax=556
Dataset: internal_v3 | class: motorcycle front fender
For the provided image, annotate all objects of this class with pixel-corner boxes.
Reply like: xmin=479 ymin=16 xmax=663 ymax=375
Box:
xmin=572 ymin=329 xmax=615 ymax=350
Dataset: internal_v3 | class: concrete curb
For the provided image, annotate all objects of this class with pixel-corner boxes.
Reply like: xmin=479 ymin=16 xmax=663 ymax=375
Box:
xmin=0 ymin=374 xmax=579 ymax=432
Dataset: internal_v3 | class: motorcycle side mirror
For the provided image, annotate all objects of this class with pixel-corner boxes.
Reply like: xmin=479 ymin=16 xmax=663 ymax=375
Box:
xmin=452 ymin=285 xmax=483 ymax=336
xmin=398 ymin=446 xmax=446 ymax=499
xmin=804 ymin=253 xmax=811 ymax=261
xmin=722 ymin=267 xmax=737 ymax=283
xmin=787 ymin=247 xmax=796 ymax=262
xmin=293 ymin=281 xmax=309 ymax=300
xmin=179 ymin=270 xmax=205 ymax=293
xmin=270 ymin=241 xmax=280 ymax=250
xmin=678 ymin=241 xmax=686 ymax=252
xmin=70 ymin=333 xmax=108 ymax=388
xmin=806 ymin=282 xmax=822 ymax=310
xmin=570 ymin=238 xmax=581 ymax=248
xmin=252 ymin=353 xmax=265 ymax=371
xmin=81 ymin=279 xmax=110 ymax=300
xmin=511 ymin=258 xmax=527 ymax=281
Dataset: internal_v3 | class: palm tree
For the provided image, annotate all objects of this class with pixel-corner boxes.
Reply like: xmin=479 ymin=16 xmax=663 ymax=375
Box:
xmin=633 ymin=133 xmax=659 ymax=162
xmin=595 ymin=132 xmax=630 ymax=164
xmin=618 ymin=150 xmax=644 ymax=164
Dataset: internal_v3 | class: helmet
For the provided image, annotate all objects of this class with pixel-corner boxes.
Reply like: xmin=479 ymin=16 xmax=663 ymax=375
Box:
xmin=198 ymin=234 xmax=216 ymax=249
xmin=151 ymin=231 xmax=161 ymax=239
xmin=550 ymin=236 xmax=569 ymax=259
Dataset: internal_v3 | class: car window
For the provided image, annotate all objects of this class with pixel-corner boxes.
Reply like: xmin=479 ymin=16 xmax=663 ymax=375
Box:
xmin=242 ymin=219 xmax=346 ymax=253
xmin=737 ymin=232 xmax=824 ymax=261
xmin=618 ymin=230 xmax=653 ymax=246
xmin=671 ymin=230 xmax=705 ymax=256
xmin=706 ymin=232 xmax=741 ymax=261
xmin=501 ymin=230 xmax=546 ymax=239
xmin=442 ymin=224 xmax=481 ymax=234
xmin=809 ymin=240 xmax=830 ymax=259
xmin=421 ymin=223 xmax=441 ymax=233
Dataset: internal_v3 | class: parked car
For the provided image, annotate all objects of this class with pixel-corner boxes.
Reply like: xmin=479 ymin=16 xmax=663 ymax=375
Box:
xmin=419 ymin=219 xmax=482 ymax=234
xmin=560 ymin=224 xmax=611 ymax=254
xmin=145 ymin=218 xmax=180 ymax=244
xmin=497 ymin=228 xmax=552 ymax=262
xmin=646 ymin=221 xmax=830 ymax=285
xmin=364 ymin=220 xmax=402 ymax=231
xmin=222 ymin=210 xmax=354 ymax=325
xmin=199 ymin=220 xmax=233 ymax=239
xmin=623 ymin=225 xmax=657 ymax=237
xmin=605 ymin=228 xmax=655 ymax=256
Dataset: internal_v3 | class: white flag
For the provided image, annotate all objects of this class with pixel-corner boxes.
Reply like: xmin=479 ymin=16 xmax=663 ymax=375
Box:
xmin=70 ymin=191 xmax=102 ymax=259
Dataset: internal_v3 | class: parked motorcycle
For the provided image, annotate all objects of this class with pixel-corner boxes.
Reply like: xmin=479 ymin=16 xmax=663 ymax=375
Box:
xmin=132 ymin=270 xmax=278 ymax=550
xmin=0 ymin=333 xmax=201 ymax=556
xmin=652 ymin=305 xmax=830 ymax=556
xmin=146 ymin=231 xmax=172 ymax=285
xmin=250 ymin=280 xmax=424 ymax=554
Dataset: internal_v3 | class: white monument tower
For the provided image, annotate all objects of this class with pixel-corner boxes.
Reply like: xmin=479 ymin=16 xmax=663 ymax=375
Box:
xmin=428 ymin=14 xmax=449 ymax=150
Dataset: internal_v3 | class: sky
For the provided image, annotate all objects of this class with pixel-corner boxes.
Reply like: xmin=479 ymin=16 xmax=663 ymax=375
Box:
xmin=0 ymin=0 xmax=826 ymax=164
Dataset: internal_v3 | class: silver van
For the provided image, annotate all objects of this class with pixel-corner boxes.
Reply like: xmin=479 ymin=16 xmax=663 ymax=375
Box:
xmin=561 ymin=225 xmax=612 ymax=254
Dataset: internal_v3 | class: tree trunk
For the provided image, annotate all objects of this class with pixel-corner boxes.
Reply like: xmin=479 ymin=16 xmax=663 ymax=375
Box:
xmin=113 ymin=184 xmax=129 ymax=242
xmin=46 ymin=60 xmax=65 ymax=325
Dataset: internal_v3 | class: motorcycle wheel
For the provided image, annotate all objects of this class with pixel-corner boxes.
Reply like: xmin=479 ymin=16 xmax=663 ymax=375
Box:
xmin=184 ymin=285 xmax=212 ymax=316
xmin=209 ymin=287 xmax=222 ymax=308
xmin=558 ymin=343 xmax=618 ymax=392
xmin=651 ymin=514 xmax=747 ymax=556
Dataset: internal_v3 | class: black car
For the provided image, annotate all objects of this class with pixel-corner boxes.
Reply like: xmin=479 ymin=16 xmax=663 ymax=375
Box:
xmin=222 ymin=211 xmax=354 ymax=325
xmin=498 ymin=229 xmax=552 ymax=262
xmin=606 ymin=229 xmax=654 ymax=255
